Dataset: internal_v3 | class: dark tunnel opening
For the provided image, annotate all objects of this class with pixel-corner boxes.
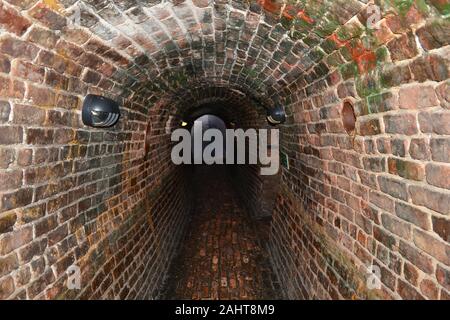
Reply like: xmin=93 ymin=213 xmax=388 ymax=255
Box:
xmin=159 ymin=100 xmax=283 ymax=299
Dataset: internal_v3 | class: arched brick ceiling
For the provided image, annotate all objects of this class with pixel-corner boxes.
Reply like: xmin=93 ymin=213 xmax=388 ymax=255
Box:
xmin=12 ymin=0 xmax=446 ymax=116
xmin=33 ymin=0 xmax=367 ymax=106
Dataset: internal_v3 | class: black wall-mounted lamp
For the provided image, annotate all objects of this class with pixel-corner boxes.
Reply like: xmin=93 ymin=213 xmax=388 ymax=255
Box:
xmin=82 ymin=94 xmax=120 ymax=128
xmin=266 ymin=105 xmax=286 ymax=125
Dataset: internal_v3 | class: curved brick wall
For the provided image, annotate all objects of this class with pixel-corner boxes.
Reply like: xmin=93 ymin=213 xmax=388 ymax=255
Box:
xmin=0 ymin=0 xmax=448 ymax=299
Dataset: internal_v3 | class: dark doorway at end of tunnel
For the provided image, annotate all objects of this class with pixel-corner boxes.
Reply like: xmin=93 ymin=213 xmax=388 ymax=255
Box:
xmin=190 ymin=114 xmax=227 ymax=164
xmin=161 ymin=165 xmax=281 ymax=300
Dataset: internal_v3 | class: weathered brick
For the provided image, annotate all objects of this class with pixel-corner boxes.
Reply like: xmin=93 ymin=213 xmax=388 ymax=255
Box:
xmin=0 ymin=226 xmax=32 ymax=255
xmin=436 ymin=264 xmax=450 ymax=291
xmin=26 ymin=128 xmax=54 ymax=145
xmin=399 ymin=85 xmax=439 ymax=109
xmin=416 ymin=20 xmax=450 ymax=51
xmin=12 ymin=104 xmax=46 ymax=125
xmin=381 ymin=213 xmax=411 ymax=240
xmin=410 ymin=55 xmax=448 ymax=82
xmin=427 ymin=112 xmax=450 ymax=135
xmin=0 ymin=148 xmax=14 ymax=169
xmin=26 ymin=84 xmax=56 ymax=107
xmin=0 ymin=252 xmax=18 ymax=278
xmin=28 ymin=2 xmax=67 ymax=30
xmin=395 ymin=202 xmax=430 ymax=230
xmin=384 ymin=113 xmax=418 ymax=135
xmin=426 ymin=163 xmax=450 ymax=189
xmin=1 ymin=188 xmax=33 ymax=212
xmin=11 ymin=60 xmax=45 ymax=83
xmin=387 ymin=32 xmax=418 ymax=62
xmin=0 ymin=210 xmax=16 ymax=234
xmin=409 ymin=185 xmax=450 ymax=215
xmin=404 ymin=261 xmax=419 ymax=286
xmin=0 ymin=37 xmax=39 ymax=60
xmin=378 ymin=176 xmax=408 ymax=201
xmin=430 ymin=138 xmax=450 ymax=163
xmin=0 ymin=126 xmax=22 ymax=145
xmin=399 ymin=240 xmax=434 ymax=274
xmin=420 ymin=278 xmax=439 ymax=300
xmin=16 ymin=203 xmax=46 ymax=224
xmin=0 ymin=2 xmax=31 ymax=36
xmin=0 ymin=170 xmax=22 ymax=192
xmin=0 ymin=53 xmax=10 ymax=73
xmin=432 ymin=216 xmax=449 ymax=242
xmin=413 ymin=229 xmax=450 ymax=265
xmin=357 ymin=118 xmax=382 ymax=136
xmin=388 ymin=158 xmax=425 ymax=181
xmin=26 ymin=26 xmax=58 ymax=47
xmin=16 ymin=148 xmax=32 ymax=167
xmin=18 ymin=238 xmax=46 ymax=263
xmin=0 ymin=276 xmax=14 ymax=299
xmin=0 ymin=75 xmax=25 ymax=99
xmin=0 ymin=100 xmax=10 ymax=124
xmin=409 ymin=138 xmax=430 ymax=160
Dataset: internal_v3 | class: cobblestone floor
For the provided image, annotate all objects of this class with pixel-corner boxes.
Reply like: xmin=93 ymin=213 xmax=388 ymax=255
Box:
xmin=163 ymin=166 xmax=279 ymax=300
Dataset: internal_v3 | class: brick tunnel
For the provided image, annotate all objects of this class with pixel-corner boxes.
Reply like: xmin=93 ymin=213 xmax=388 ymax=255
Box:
xmin=0 ymin=0 xmax=449 ymax=300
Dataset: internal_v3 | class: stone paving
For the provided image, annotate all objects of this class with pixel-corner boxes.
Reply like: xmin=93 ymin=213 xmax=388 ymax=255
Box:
xmin=163 ymin=166 xmax=279 ymax=300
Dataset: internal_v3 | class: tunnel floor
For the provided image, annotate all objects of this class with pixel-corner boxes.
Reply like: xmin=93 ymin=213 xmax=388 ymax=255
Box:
xmin=162 ymin=166 xmax=280 ymax=300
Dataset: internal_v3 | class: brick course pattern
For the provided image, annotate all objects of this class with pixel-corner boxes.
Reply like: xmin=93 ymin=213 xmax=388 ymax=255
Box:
xmin=0 ymin=0 xmax=448 ymax=300
xmin=163 ymin=166 xmax=279 ymax=300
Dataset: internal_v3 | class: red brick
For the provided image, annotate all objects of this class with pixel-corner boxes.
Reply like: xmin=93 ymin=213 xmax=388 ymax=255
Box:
xmin=26 ymin=84 xmax=56 ymax=107
xmin=436 ymin=264 xmax=450 ymax=291
xmin=409 ymin=185 xmax=450 ymax=215
xmin=395 ymin=202 xmax=430 ymax=230
xmin=404 ymin=261 xmax=419 ymax=286
xmin=378 ymin=175 xmax=408 ymax=201
xmin=0 ymin=170 xmax=22 ymax=192
xmin=388 ymin=158 xmax=425 ymax=181
xmin=11 ymin=60 xmax=45 ymax=83
xmin=409 ymin=138 xmax=430 ymax=160
xmin=419 ymin=278 xmax=439 ymax=299
xmin=426 ymin=163 xmax=450 ymax=189
xmin=387 ymin=32 xmax=418 ymax=62
xmin=399 ymin=85 xmax=439 ymax=109
xmin=399 ymin=240 xmax=434 ymax=274
xmin=430 ymin=138 xmax=450 ymax=163
xmin=357 ymin=118 xmax=382 ymax=136
xmin=0 ymin=75 xmax=25 ymax=99
xmin=0 ymin=100 xmax=10 ymax=124
xmin=0 ymin=126 xmax=22 ymax=145
xmin=0 ymin=252 xmax=18 ymax=278
xmin=28 ymin=2 xmax=66 ymax=30
xmin=0 ymin=226 xmax=32 ymax=255
xmin=397 ymin=279 xmax=425 ymax=300
xmin=384 ymin=113 xmax=418 ymax=135
xmin=416 ymin=19 xmax=450 ymax=51
xmin=1 ymin=188 xmax=33 ymax=212
xmin=0 ymin=53 xmax=10 ymax=73
xmin=432 ymin=216 xmax=449 ymax=242
xmin=0 ymin=276 xmax=15 ymax=299
xmin=413 ymin=229 xmax=450 ymax=265
xmin=0 ymin=210 xmax=17 ymax=234
xmin=26 ymin=25 xmax=58 ymax=48
xmin=0 ymin=2 xmax=31 ymax=36
xmin=410 ymin=54 xmax=448 ymax=82
xmin=12 ymin=104 xmax=46 ymax=125
xmin=0 ymin=36 xmax=38 ymax=60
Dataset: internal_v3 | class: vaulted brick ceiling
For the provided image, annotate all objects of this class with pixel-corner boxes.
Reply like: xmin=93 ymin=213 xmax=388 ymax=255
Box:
xmin=19 ymin=0 xmax=371 ymax=107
